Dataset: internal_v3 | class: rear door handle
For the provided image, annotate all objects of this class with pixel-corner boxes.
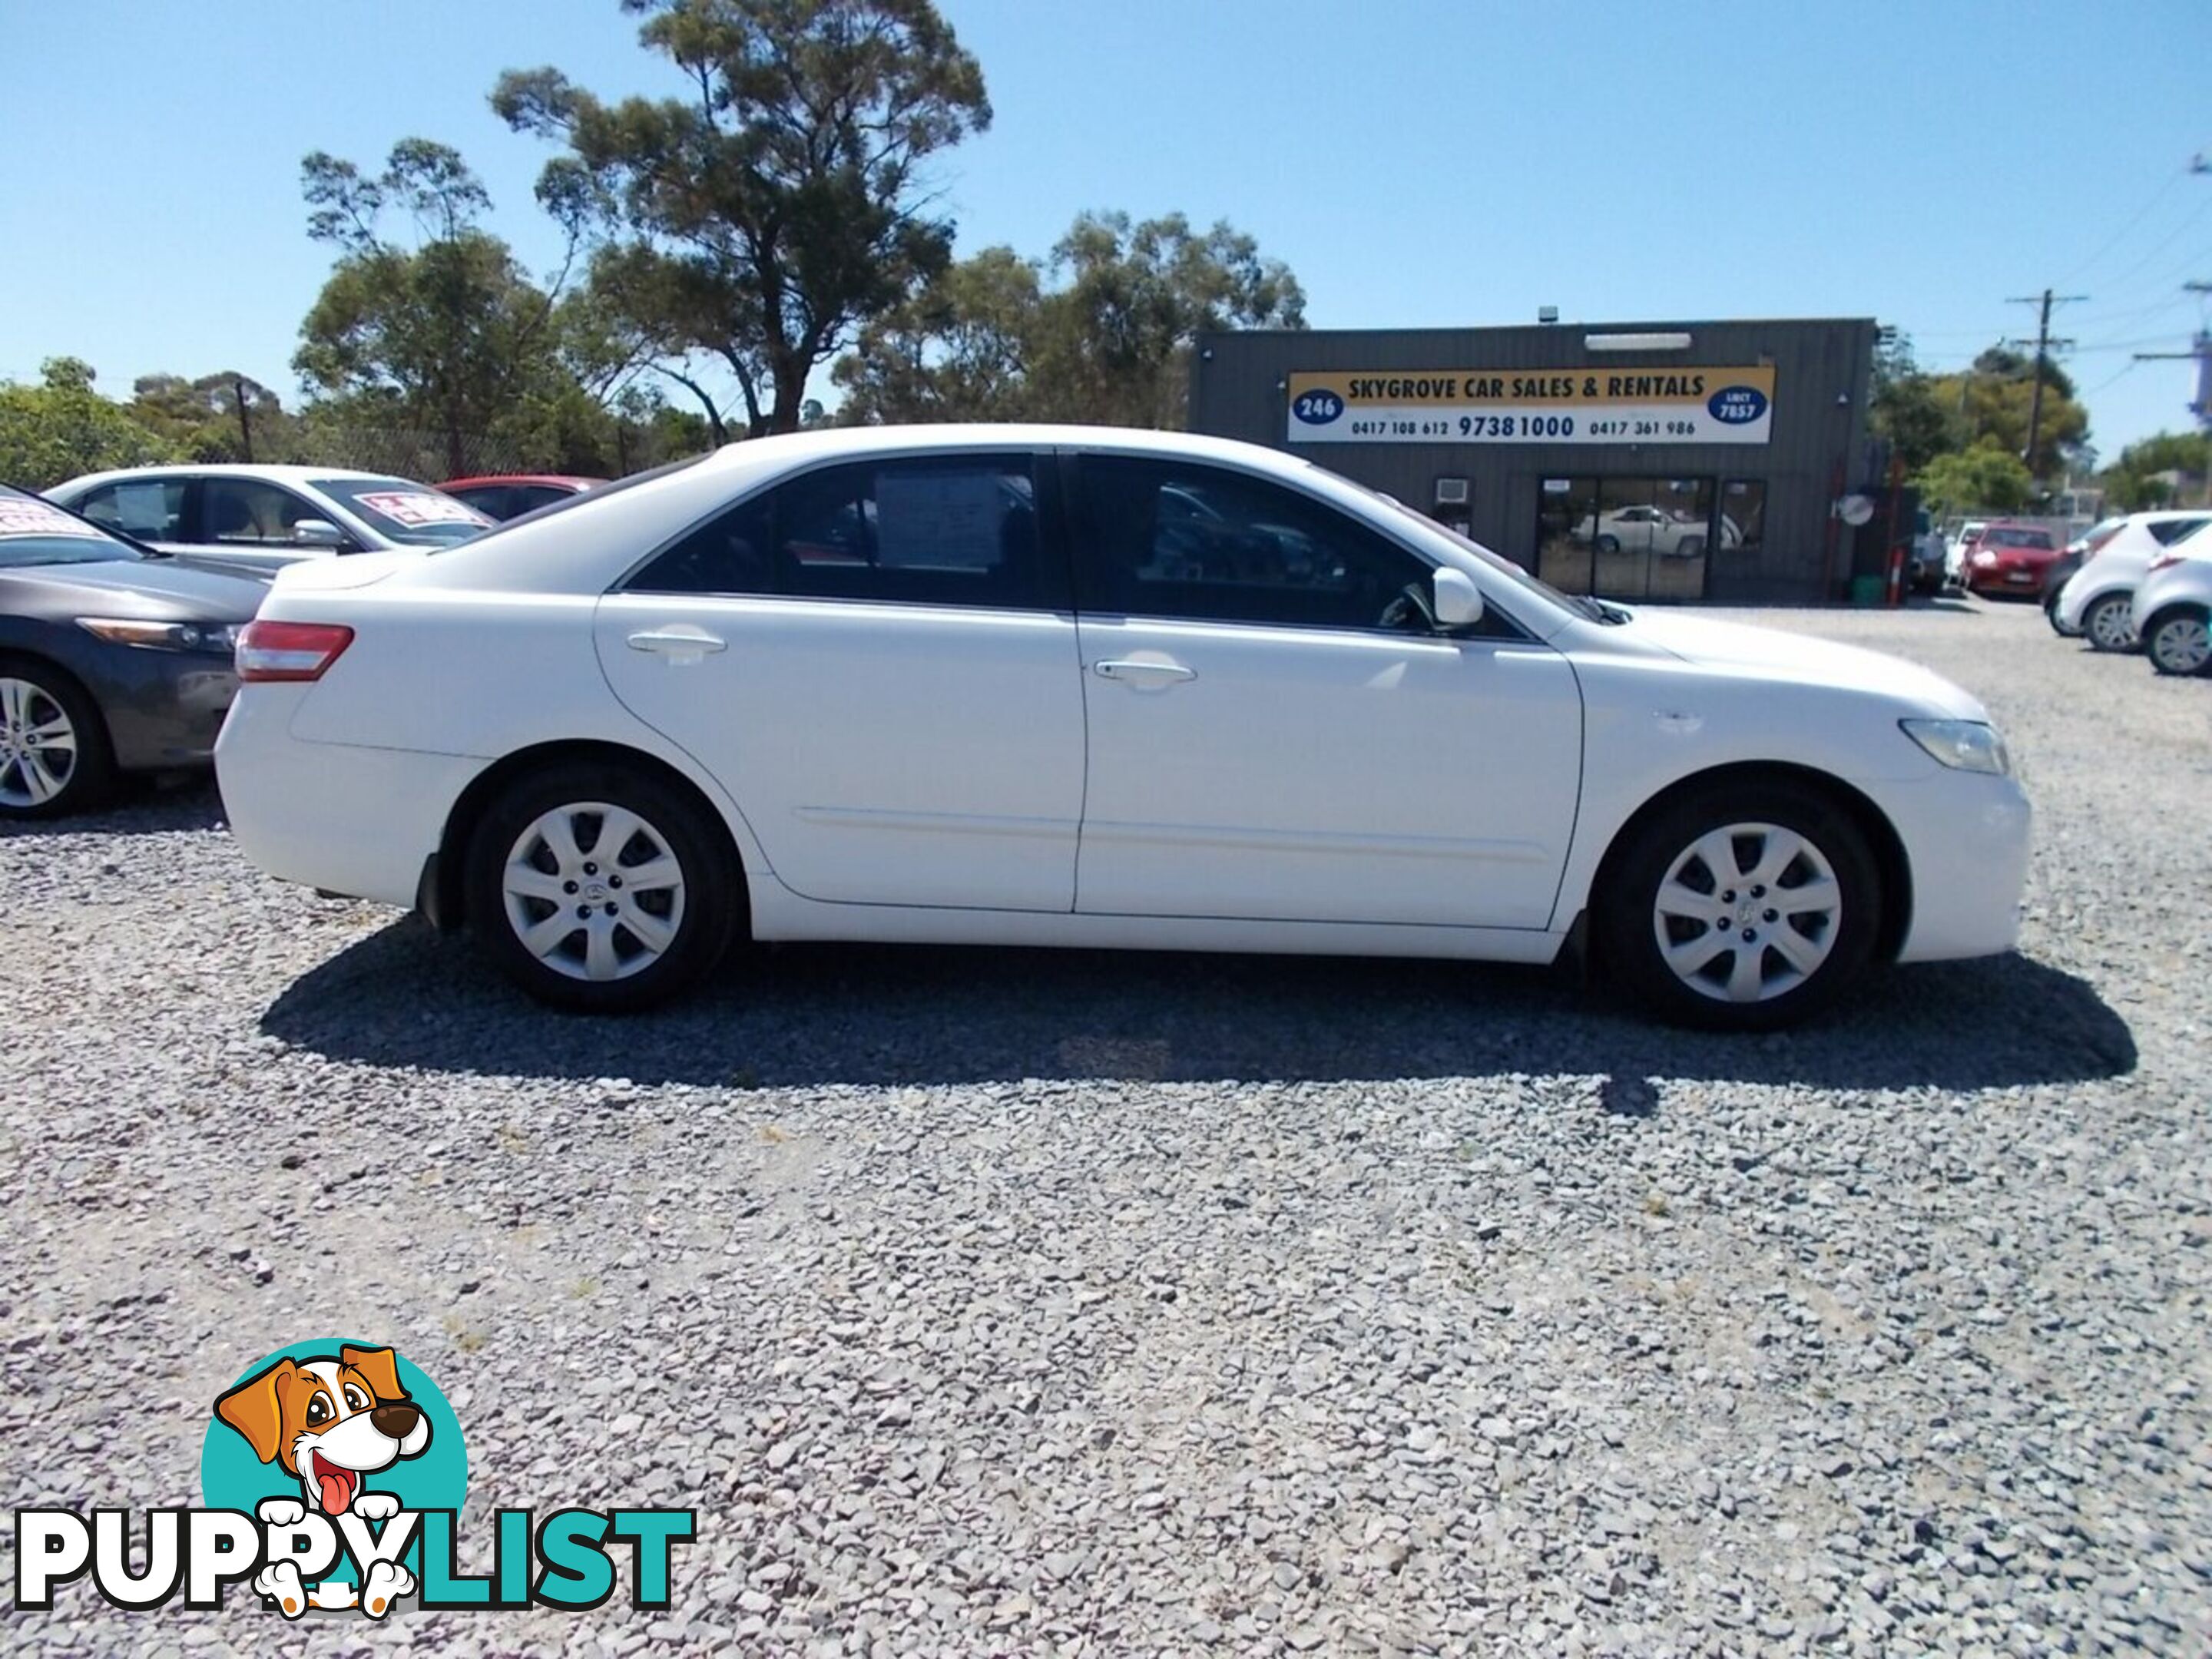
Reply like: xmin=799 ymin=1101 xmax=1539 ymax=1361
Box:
xmin=628 ymin=627 xmax=727 ymax=657
xmin=1093 ymin=658 xmax=1197 ymax=684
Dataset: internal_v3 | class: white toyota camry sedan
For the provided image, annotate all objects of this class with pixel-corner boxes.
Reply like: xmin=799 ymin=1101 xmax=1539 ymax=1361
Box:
xmin=215 ymin=426 xmax=2030 ymax=1029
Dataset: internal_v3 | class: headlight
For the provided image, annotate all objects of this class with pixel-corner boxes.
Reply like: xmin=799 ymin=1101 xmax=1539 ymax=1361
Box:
xmin=1971 ymin=550 xmax=1997 ymax=568
xmin=1901 ymin=718 xmax=2010 ymax=776
xmin=77 ymin=618 xmax=240 ymax=654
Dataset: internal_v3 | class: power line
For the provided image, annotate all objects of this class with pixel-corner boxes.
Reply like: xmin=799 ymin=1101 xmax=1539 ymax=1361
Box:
xmin=2052 ymin=166 xmax=2187 ymax=286
xmin=2094 ymin=193 xmax=2212 ymax=300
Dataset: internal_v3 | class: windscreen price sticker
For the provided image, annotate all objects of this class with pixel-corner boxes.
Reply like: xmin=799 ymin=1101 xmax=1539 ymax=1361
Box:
xmin=354 ymin=492 xmax=488 ymax=528
xmin=1286 ymin=366 xmax=1776 ymax=445
xmin=0 ymin=499 xmax=104 ymax=538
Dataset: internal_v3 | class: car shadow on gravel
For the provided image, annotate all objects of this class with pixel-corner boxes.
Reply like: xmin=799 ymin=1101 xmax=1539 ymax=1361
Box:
xmin=260 ymin=918 xmax=2135 ymax=1095
xmin=0 ymin=780 xmax=224 ymax=839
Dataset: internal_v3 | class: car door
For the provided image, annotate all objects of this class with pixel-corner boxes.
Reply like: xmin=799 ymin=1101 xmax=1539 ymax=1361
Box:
xmin=595 ymin=450 xmax=1088 ymax=911
xmin=185 ymin=477 xmax=351 ymax=575
xmin=1065 ymin=452 xmax=1582 ymax=929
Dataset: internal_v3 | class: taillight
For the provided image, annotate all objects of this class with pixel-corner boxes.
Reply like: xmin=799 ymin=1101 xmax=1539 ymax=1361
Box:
xmin=235 ymin=621 xmax=355 ymax=683
xmin=2147 ymin=553 xmax=2185 ymax=575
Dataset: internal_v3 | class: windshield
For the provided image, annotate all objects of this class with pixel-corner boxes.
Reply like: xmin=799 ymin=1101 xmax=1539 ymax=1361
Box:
xmin=311 ymin=478 xmax=495 ymax=547
xmin=1988 ymin=527 xmax=2054 ymax=549
xmin=1355 ymin=483 xmax=1599 ymax=621
xmin=0 ymin=488 xmax=140 ymax=568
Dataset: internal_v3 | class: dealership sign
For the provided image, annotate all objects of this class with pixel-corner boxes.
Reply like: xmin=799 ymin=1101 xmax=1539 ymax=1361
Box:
xmin=1285 ymin=366 xmax=1776 ymax=445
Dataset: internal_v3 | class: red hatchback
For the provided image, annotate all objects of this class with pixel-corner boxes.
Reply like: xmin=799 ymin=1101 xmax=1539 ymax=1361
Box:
xmin=436 ymin=474 xmax=605 ymax=522
xmin=1963 ymin=522 xmax=2062 ymax=598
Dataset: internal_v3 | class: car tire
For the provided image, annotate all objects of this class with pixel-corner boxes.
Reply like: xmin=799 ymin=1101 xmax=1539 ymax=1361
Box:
xmin=2143 ymin=606 xmax=2212 ymax=677
xmin=464 ymin=762 xmax=738 ymax=1012
xmin=1676 ymin=536 xmax=1705 ymax=560
xmin=2081 ymin=592 xmax=2135 ymax=653
xmin=1595 ymin=779 xmax=1883 ymax=1031
xmin=1595 ymin=535 xmax=1621 ymax=556
xmin=0 ymin=655 xmax=115 ymax=820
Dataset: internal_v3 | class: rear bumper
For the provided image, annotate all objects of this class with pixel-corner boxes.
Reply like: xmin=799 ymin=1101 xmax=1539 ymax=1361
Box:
xmin=214 ymin=688 xmax=481 ymax=908
xmin=2055 ymin=571 xmax=2124 ymax=630
xmin=1876 ymin=770 xmax=2032 ymax=962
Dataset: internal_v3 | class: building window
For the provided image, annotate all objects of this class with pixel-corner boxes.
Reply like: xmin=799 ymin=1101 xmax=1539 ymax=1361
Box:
xmin=1535 ymin=476 xmax=1724 ymax=601
xmin=1720 ymin=479 xmax=1767 ymax=563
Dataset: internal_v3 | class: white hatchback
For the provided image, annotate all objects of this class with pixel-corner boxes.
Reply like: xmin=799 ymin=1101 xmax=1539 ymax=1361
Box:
xmin=215 ymin=426 xmax=2031 ymax=1029
xmin=2052 ymin=509 xmax=2212 ymax=651
xmin=48 ymin=465 xmax=494 ymax=577
xmin=2131 ymin=537 xmax=2212 ymax=677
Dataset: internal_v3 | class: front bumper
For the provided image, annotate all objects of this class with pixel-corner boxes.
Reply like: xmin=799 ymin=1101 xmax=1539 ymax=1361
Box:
xmin=214 ymin=688 xmax=482 ymax=908
xmin=1876 ymin=769 xmax=2032 ymax=962
xmin=1966 ymin=560 xmax=2055 ymax=595
xmin=87 ymin=647 xmax=238 ymax=773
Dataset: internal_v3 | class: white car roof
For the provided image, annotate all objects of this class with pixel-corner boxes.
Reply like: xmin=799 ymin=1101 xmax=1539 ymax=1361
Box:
xmin=53 ymin=463 xmax=410 ymax=492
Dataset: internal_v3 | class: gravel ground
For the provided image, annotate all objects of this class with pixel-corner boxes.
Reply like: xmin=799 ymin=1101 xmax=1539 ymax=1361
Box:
xmin=2 ymin=598 xmax=2207 ymax=1658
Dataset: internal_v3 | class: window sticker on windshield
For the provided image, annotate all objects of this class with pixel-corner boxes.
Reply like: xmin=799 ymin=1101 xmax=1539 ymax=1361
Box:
xmin=0 ymin=500 xmax=104 ymax=539
xmin=353 ymin=491 xmax=490 ymax=528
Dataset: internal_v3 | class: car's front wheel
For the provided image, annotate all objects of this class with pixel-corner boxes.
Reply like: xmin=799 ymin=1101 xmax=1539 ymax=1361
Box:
xmin=0 ymin=657 xmax=114 ymax=820
xmin=2143 ymin=607 xmax=2212 ymax=677
xmin=1597 ymin=780 xmax=1882 ymax=1030
xmin=2082 ymin=591 xmax=2136 ymax=652
xmin=465 ymin=763 xmax=737 ymax=1012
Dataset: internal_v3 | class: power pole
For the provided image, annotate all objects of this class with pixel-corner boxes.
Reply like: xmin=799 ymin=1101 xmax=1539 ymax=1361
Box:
xmin=2005 ymin=289 xmax=2086 ymax=479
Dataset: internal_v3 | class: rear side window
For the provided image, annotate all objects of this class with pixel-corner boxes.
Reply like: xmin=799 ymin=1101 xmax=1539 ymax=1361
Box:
xmin=2149 ymin=517 xmax=2212 ymax=546
xmin=629 ymin=454 xmax=1056 ymax=609
xmin=73 ymin=478 xmax=187 ymax=541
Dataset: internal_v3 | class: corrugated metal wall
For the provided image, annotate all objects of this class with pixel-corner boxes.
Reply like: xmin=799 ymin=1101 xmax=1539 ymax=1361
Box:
xmin=1189 ymin=318 xmax=1878 ymax=604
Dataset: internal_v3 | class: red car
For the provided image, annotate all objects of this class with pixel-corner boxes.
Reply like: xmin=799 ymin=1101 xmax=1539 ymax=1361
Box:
xmin=1962 ymin=522 xmax=2062 ymax=598
xmin=435 ymin=474 xmax=606 ymax=522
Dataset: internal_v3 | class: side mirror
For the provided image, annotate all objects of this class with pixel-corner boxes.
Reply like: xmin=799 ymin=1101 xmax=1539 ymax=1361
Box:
xmin=290 ymin=518 xmax=346 ymax=549
xmin=1432 ymin=567 xmax=1484 ymax=628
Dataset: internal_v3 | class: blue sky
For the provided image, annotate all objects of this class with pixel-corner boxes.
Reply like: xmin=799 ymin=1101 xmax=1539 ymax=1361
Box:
xmin=4 ymin=0 xmax=2208 ymax=461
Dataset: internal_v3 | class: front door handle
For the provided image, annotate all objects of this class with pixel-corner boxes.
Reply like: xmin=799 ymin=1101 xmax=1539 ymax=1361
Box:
xmin=1093 ymin=658 xmax=1197 ymax=684
xmin=628 ymin=627 xmax=727 ymax=657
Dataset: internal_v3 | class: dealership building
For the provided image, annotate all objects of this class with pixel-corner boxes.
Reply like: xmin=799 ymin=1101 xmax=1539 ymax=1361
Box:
xmin=1189 ymin=316 xmax=1885 ymax=606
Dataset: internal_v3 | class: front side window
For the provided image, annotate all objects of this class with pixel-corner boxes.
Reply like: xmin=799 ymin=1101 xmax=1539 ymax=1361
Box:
xmin=630 ymin=454 xmax=1049 ymax=609
xmin=1073 ymin=456 xmax=1430 ymax=630
xmin=201 ymin=478 xmax=326 ymax=545
xmin=74 ymin=478 xmax=186 ymax=541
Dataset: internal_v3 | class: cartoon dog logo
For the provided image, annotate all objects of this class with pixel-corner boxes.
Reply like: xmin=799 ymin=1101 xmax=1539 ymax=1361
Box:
xmin=214 ymin=1345 xmax=429 ymax=1616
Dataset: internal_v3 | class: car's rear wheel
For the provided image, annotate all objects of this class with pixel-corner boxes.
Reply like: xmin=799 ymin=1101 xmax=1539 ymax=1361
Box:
xmin=2144 ymin=607 xmax=2212 ymax=677
xmin=1597 ymin=780 xmax=1882 ymax=1031
xmin=465 ymin=763 xmax=737 ymax=1012
xmin=2083 ymin=592 xmax=2135 ymax=652
xmin=0 ymin=657 xmax=114 ymax=820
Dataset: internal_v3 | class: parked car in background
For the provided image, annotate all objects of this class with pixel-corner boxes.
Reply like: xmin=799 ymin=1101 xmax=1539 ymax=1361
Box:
xmin=2043 ymin=516 xmax=2131 ymax=636
xmin=436 ymin=474 xmax=607 ymax=522
xmin=1962 ymin=523 xmax=2063 ymax=598
xmin=47 ymin=465 xmax=494 ymax=577
xmin=0 ymin=485 xmax=267 ymax=816
xmin=2131 ymin=538 xmax=2212 ymax=677
xmin=217 ymin=424 xmax=2029 ymax=1032
xmin=1943 ymin=519 xmax=1990 ymax=589
xmin=2051 ymin=510 xmax=2212 ymax=651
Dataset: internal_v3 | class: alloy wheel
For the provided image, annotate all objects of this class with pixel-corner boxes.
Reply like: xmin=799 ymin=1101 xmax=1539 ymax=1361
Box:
xmin=2149 ymin=613 xmax=2211 ymax=676
xmin=500 ymin=800 xmax=688 ymax=982
xmin=2086 ymin=596 xmax=2135 ymax=651
xmin=1651 ymin=822 xmax=1843 ymax=1004
xmin=0 ymin=677 xmax=79 ymax=810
